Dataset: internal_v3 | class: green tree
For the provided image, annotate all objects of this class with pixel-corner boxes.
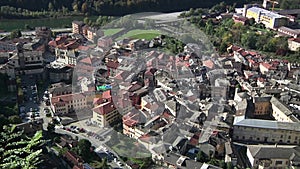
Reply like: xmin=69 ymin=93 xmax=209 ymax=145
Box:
xmin=241 ymin=32 xmax=258 ymax=49
xmin=280 ymin=0 xmax=289 ymax=9
xmin=83 ymin=17 xmax=90 ymax=25
xmin=81 ymin=2 xmax=88 ymax=14
xmin=8 ymin=115 xmax=22 ymax=124
xmin=226 ymin=162 xmax=233 ymax=169
xmin=100 ymin=157 xmax=109 ymax=169
xmin=205 ymin=21 xmax=214 ymax=35
xmin=73 ymin=3 xmax=79 ymax=12
xmin=10 ymin=29 xmax=21 ymax=39
xmin=48 ymin=2 xmax=54 ymax=11
xmin=0 ymin=126 xmax=45 ymax=168
xmin=197 ymin=151 xmax=208 ymax=162
xmin=47 ymin=122 xmax=55 ymax=133
xmin=78 ymin=139 xmax=92 ymax=162
xmin=248 ymin=18 xmax=255 ymax=26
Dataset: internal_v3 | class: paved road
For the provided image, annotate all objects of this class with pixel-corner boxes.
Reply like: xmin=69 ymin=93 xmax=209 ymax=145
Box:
xmin=55 ymin=127 xmax=128 ymax=169
xmin=20 ymin=75 xmax=53 ymax=130
xmin=0 ymin=28 xmax=72 ymax=36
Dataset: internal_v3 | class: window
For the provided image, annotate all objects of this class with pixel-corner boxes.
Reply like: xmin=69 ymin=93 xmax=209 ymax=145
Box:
xmin=257 ymin=138 xmax=260 ymax=140
xmin=288 ymin=136 xmax=291 ymax=139
xmin=275 ymin=161 xmax=282 ymax=165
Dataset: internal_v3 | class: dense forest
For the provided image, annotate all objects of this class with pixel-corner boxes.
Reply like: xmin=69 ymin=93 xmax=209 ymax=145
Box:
xmin=0 ymin=0 xmax=259 ymax=17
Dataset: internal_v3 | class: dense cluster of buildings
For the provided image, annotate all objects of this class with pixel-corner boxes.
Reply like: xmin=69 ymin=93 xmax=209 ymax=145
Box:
xmin=1 ymin=3 xmax=300 ymax=168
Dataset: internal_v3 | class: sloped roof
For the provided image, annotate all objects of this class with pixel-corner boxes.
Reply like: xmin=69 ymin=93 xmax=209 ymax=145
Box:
xmin=92 ymin=101 xmax=116 ymax=115
xmin=248 ymin=145 xmax=299 ymax=160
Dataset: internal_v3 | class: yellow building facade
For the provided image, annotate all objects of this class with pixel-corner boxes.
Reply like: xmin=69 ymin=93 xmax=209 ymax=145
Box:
xmin=246 ymin=7 xmax=288 ymax=29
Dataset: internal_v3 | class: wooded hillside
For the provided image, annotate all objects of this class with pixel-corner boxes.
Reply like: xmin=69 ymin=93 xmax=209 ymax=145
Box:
xmin=0 ymin=0 xmax=256 ymax=16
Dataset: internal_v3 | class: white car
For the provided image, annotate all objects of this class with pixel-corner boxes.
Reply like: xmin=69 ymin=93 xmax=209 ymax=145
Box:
xmin=117 ymin=161 xmax=123 ymax=167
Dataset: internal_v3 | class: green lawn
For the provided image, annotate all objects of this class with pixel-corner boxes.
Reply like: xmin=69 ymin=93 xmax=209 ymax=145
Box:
xmin=117 ymin=29 xmax=160 ymax=40
xmin=107 ymin=134 xmax=151 ymax=158
xmin=130 ymin=33 xmax=160 ymax=40
xmin=0 ymin=16 xmax=98 ymax=32
xmin=103 ymin=28 xmax=123 ymax=36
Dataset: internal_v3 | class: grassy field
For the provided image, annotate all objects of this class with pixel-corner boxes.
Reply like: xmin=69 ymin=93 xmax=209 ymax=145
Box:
xmin=117 ymin=29 xmax=161 ymax=40
xmin=130 ymin=33 xmax=160 ymax=40
xmin=0 ymin=16 xmax=98 ymax=32
xmin=103 ymin=28 xmax=123 ymax=36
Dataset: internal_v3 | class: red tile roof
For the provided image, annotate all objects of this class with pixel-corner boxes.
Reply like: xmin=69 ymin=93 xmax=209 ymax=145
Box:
xmin=202 ymin=59 xmax=214 ymax=69
xmin=77 ymin=45 xmax=90 ymax=51
xmin=106 ymin=61 xmax=119 ymax=69
xmin=63 ymin=150 xmax=83 ymax=166
xmin=240 ymin=50 xmax=249 ymax=57
xmin=102 ymin=90 xmax=111 ymax=99
xmin=128 ymin=83 xmax=143 ymax=92
xmin=93 ymin=101 xmax=116 ymax=115
xmin=51 ymin=93 xmax=85 ymax=105
xmin=122 ymin=111 xmax=139 ymax=127
xmin=48 ymin=40 xmax=57 ymax=47
xmin=79 ymin=57 xmax=92 ymax=65
xmin=260 ymin=62 xmax=276 ymax=70
xmin=93 ymin=97 xmax=102 ymax=105
xmin=289 ymin=38 xmax=300 ymax=43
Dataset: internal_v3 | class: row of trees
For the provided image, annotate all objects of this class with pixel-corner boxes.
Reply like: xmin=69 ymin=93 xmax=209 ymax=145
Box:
xmin=0 ymin=5 xmax=75 ymax=19
xmin=0 ymin=0 xmax=255 ymax=18
xmin=0 ymin=74 xmax=22 ymax=128
xmin=278 ymin=0 xmax=300 ymax=9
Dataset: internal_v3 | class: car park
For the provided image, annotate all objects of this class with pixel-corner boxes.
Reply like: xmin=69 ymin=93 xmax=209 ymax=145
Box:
xmin=35 ymin=112 xmax=40 ymax=117
xmin=79 ymin=128 xmax=86 ymax=133
xmin=44 ymin=108 xmax=50 ymax=113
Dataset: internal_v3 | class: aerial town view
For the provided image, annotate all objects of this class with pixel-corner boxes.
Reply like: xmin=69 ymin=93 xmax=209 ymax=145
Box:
xmin=0 ymin=0 xmax=300 ymax=169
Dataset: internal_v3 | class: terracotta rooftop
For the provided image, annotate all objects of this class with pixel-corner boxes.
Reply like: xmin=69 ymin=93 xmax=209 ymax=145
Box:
xmin=93 ymin=101 xmax=116 ymax=115
xmin=122 ymin=111 xmax=139 ymax=127
xmin=106 ymin=61 xmax=119 ymax=69
xmin=102 ymin=90 xmax=111 ymax=99
xmin=51 ymin=93 xmax=86 ymax=105
xmin=79 ymin=57 xmax=92 ymax=65
xmin=260 ymin=62 xmax=276 ymax=70
xmin=202 ymin=59 xmax=214 ymax=69
xmin=289 ymin=38 xmax=300 ymax=43
xmin=77 ymin=45 xmax=90 ymax=51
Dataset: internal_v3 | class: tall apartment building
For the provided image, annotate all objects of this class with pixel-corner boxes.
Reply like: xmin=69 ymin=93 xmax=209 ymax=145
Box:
xmin=92 ymin=101 xmax=119 ymax=128
xmin=72 ymin=21 xmax=85 ymax=34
